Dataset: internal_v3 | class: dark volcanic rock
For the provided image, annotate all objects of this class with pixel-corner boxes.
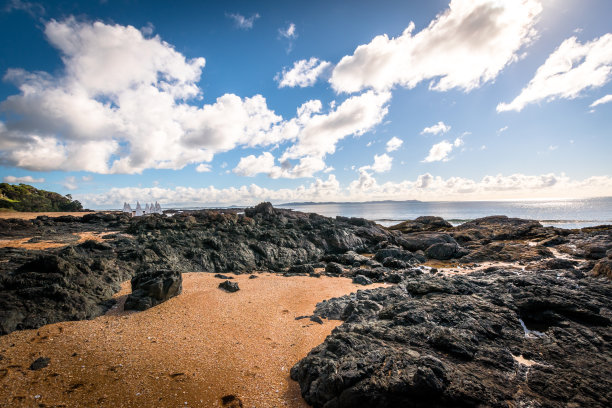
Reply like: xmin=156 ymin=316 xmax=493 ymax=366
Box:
xmin=214 ymin=273 xmax=234 ymax=279
xmin=292 ymin=270 xmax=612 ymax=408
xmin=288 ymin=264 xmax=315 ymax=275
xmin=591 ymin=259 xmax=612 ymax=279
xmin=388 ymin=216 xmax=452 ymax=233
xmin=124 ymin=269 xmax=182 ymax=311
xmin=352 ymin=275 xmax=373 ymax=285
xmin=219 ymin=280 xmax=240 ymax=292
xmin=29 ymin=357 xmax=50 ymax=370
xmin=325 ymin=262 xmax=344 ymax=275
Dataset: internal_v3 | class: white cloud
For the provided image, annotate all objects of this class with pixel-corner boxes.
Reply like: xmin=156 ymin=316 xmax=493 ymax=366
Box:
xmin=78 ymin=172 xmax=612 ymax=207
xmin=497 ymin=34 xmax=612 ymax=112
xmin=275 ymin=58 xmax=332 ymax=88
xmin=359 ymin=153 xmax=393 ymax=173
xmin=423 ymin=137 xmax=463 ymax=162
xmin=226 ymin=13 xmax=260 ymax=30
xmin=2 ymin=175 xmax=45 ymax=183
xmin=0 ymin=19 xmax=292 ymax=174
xmin=497 ymin=125 xmax=508 ymax=133
xmin=0 ymin=19 xmax=393 ymax=179
xmin=385 ymin=136 xmax=403 ymax=152
xmin=233 ymin=152 xmax=327 ymax=179
xmin=195 ymin=163 xmax=212 ymax=172
xmin=590 ymin=94 xmax=612 ymax=107
xmin=281 ymin=90 xmax=391 ymax=161
xmin=233 ymin=152 xmax=276 ymax=177
xmin=62 ymin=176 xmax=78 ymax=190
xmin=81 ymin=175 xmax=93 ymax=181
xmin=4 ymin=0 xmax=45 ymax=17
xmin=421 ymin=121 xmax=451 ymax=135
xmin=279 ymin=23 xmax=296 ymax=39
xmin=548 ymin=145 xmax=558 ymax=151
xmin=330 ymin=0 xmax=542 ymax=93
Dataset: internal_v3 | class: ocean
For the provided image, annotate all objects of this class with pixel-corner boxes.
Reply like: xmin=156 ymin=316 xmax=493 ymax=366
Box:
xmin=277 ymin=197 xmax=612 ymax=229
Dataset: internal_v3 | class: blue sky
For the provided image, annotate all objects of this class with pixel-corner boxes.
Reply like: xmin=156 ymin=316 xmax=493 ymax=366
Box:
xmin=0 ymin=0 xmax=611 ymax=208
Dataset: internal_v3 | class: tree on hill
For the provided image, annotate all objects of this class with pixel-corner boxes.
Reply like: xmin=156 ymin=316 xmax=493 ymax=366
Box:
xmin=0 ymin=183 xmax=84 ymax=212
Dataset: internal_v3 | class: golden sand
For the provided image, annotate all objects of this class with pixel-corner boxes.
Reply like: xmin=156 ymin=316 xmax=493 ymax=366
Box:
xmin=0 ymin=231 xmax=118 ymax=250
xmin=0 ymin=273 xmax=387 ymax=407
xmin=0 ymin=212 xmax=96 ymax=220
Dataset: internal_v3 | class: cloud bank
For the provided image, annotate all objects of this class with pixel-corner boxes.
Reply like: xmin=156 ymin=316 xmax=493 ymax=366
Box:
xmin=77 ymin=172 xmax=612 ymax=208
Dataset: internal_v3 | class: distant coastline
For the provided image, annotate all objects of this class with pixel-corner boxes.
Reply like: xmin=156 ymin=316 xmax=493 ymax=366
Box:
xmin=279 ymin=199 xmax=421 ymax=206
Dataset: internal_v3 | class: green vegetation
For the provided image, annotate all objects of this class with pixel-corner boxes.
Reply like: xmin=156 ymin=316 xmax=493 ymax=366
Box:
xmin=0 ymin=183 xmax=84 ymax=212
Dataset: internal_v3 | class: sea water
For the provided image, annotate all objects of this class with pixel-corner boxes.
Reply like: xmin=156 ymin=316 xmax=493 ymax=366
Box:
xmin=277 ymin=197 xmax=612 ymax=229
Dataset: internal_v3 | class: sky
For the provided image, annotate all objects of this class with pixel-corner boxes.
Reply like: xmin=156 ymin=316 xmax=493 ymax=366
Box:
xmin=0 ymin=0 xmax=611 ymax=208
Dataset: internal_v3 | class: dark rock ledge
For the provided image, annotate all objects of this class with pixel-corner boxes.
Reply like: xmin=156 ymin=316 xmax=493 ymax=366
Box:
xmin=291 ymin=268 xmax=612 ymax=408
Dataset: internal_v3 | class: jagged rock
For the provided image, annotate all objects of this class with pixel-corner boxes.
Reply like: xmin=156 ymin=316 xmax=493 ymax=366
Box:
xmin=388 ymin=216 xmax=452 ymax=233
xmin=325 ymin=262 xmax=344 ymax=275
xmin=292 ymin=270 xmax=612 ymax=408
xmin=591 ymin=259 xmax=612 ymax=279
xmin=124 ymin=269 xmax=182 ymax=311
xmin=288 ymin=264 xmax=315 ymax=275
xmin=352 ymin=275 xmax=373 ymax=285
xmin=424 ymin=242 xmax=459 ymax=260
xmin=219 ymin=280 xmax=240 ymax=292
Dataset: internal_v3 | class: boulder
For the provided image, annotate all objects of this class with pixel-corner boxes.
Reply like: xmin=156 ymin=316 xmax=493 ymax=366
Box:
xmin=219 ymin=280 xmax=240 ymax=292
xmin=325 ymin=262 xmax=344 ymax=275
xmin=352 ymin=275 xmax=373 ymax=285
xmin=388 ymin=216 xmax=452 ymax=233
xmin=424 ymin=242 xmax=458 ymax=260
xmin=124 ymin=269 xmax=182 ymax=311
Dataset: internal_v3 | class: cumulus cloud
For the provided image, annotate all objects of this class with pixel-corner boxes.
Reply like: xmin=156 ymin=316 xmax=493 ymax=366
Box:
xmin=0 ymin=19 xmax=292 ymax=174
xmin=281 ymin=91 xmax=391 ymax=161
xmin=386 ymin=136 xmax=403 ymax=152
xmin=359 ymin=153 xmax=393 ymax=173
xmin=498 ymin=34 xmax=612 ymax=112
xmin=421 ymin=121 xmax=451 ymax=135
xmin=226 ymin=12 xmax=260 ymax=30
xmin=233 ymin=152 xmax=328 ymax=179
xmin=590 ymin=94 xmax=612 ymax=107
xmin=78 ymin=172 xmax=612 ymax=207
xmin=275 ymin=58 xmax=332 ymax=88
xmin=423 ymin=138 xmax=463 ymax=162
xmin=0 ymin=19 xmax=392 ymax=179
xmin=3 ymin=175 xmax=44 ymax=183
xmin=233 ymin=152 xmax=276 ymax=177
xmin=330 ymin=0 xmax=542 ymax=93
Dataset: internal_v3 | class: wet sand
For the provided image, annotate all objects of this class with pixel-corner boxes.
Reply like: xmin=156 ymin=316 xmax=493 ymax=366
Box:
xmin=0 ymin=273 xmax=387 ymax=407
xmin=0 ymin=211 xmax=95 ymax=220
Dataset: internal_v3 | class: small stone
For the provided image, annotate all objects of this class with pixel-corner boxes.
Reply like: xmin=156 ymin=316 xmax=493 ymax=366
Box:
xmin=29 ymin=357 xmax=50 ymax=371
xmin=214 ymin=273 xmax=233 ymax=280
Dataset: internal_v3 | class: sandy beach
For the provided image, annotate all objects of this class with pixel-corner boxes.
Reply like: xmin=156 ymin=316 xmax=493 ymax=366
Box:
xmin=0 ymin=212 xmax=96 ymax=220
xmin=0 ymin=273 xmax=387 ymax=407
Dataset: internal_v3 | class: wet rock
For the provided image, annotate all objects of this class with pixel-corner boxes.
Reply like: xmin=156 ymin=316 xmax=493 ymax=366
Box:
xmin=29 ymin=357 xmax=50 ymax=371
xmin=352 ymin=275 xmax=373 ymax=285
xmin=219 ymin=280 xmax=240 ymax=293
xmin=124 ymin=269 xmax=182 ymax=311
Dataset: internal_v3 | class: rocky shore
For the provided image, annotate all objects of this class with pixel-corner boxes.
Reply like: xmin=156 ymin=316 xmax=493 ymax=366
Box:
xmin=1 ymin=203 xmax=611 ymax=407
